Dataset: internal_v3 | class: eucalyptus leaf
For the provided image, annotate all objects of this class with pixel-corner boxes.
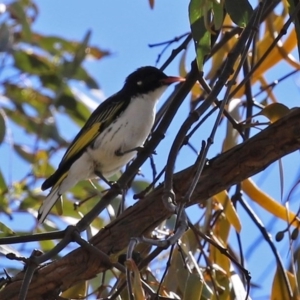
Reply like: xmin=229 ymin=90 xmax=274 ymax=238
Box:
xmin=188 ymin=0 xmax=211 ymax=71
xmin=225 ymin=0 xmax=253 ymax=27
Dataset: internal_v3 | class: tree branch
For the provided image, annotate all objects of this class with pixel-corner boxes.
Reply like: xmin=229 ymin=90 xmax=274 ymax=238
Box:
xmin=2 ymin=108 xmax=300 ymax=299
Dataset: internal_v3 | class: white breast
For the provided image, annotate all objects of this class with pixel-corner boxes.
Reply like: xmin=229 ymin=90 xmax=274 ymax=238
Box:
xmin=88 ymin=86 xmax=167 ymax=178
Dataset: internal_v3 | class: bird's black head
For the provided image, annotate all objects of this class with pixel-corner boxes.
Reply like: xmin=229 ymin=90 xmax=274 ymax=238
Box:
xmin=123 ymin=66 xmax=184 ymax=94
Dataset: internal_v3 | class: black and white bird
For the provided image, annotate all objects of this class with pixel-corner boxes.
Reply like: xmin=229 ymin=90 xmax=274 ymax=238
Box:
xmin=38 ymin=66 xmax=185 ymax=223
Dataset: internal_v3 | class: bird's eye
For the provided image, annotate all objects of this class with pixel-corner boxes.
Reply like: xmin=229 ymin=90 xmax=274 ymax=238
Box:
xmin=137 ymin=80 xmax=143 ymax=86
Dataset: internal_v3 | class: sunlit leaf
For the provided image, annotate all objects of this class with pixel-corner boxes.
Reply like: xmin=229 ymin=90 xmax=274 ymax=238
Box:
xmin=0 ymin=244 xmax=20 ymax=256
xmin=189 ymin=0 xmax=211 ymax=70
xmin=242 ymin=178 xmax=300 ymax=228
xmin=213 ymin=190 xmax=241 ymax=232
xmin=0 ymin=221 xmax=15 ymax=235
xmin=271 ymin=266 xmax=296 ymax=300
xmin=61 ymin=281 xmax=88 ymax=299
xmin=260 ymin=103 xmax=290 ymax=123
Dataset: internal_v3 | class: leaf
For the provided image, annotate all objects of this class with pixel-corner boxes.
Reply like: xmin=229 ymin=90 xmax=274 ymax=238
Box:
xmin=4 ymin=83 xmax=52 ymax=114
xmin=230 ymin=265 xmax=252 ymax=300
xmin=0 ymin=109 xmax=6 ymax=144
xmin=61 ymin=30 xmax=91 ymax=79
xmin=189 ymin=0 xmax=211 ymax=71
xmin=13 ymin=50 xmax=54 ymax=75
xmin=259 ymin=103 xmax=290 ymax=123
xmin=61 ymin=281 xmax=88 ymax=299
xmin=213 ymin=190 xmax=242 ymax=232
xmin=271 ymin=266 xmax=296 ymax=300
xmin=28 ymin=32 xmax=110 ymax=60
xmin=4 ymin=108 xmax=66 ymax=144
xmin=13 ymin=144 xmax=35 ymax=163
xmin=71 ymin=66 xmax=99 ymax=89
xmin=212 ymin=0 xmax=224 ymax=30
xmin=183 ymin=272 xmax=203 ymax=300
xmin=8 ymin=1 xmax=32 ymax=41
xmin=56 ymin=87 xmax=91 ymax=126
xmin=0 ymin=244 xmax=20 ymax=256
xmin=225 ymin=0 xmax=253 ymax=27
xmin=125 ymin=259 xmax=145 ymax=300
xmin=0 ymin=169 xmax=7 ymax=194
xmin=242 ymin=178 xmax=300 ymax=228
xmin=0 ymin=221 xmax=15 ymax=235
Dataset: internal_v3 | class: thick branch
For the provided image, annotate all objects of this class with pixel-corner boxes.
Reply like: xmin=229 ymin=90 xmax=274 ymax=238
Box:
xmin=2 ymin=108 xmax=300 ymax=299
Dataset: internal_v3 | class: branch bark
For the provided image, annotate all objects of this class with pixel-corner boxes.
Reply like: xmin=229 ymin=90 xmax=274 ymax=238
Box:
xmin=2 ymin=108 xmax=300 ymax=299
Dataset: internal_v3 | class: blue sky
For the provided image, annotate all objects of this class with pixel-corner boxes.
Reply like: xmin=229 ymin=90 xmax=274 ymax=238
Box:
xmin=2 ymin=1 xmax=300 ymax=298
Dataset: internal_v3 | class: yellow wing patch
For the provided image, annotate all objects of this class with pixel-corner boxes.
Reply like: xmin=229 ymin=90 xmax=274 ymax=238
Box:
xmin=53 ymin=171 xmax=68 ymax=189
xmin=62 ymin=122 xmax=102 ymax=163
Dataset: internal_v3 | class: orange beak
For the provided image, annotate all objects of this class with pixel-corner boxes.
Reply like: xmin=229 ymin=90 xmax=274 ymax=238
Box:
xmin=161 ymin=76 xmax=186 ymax=84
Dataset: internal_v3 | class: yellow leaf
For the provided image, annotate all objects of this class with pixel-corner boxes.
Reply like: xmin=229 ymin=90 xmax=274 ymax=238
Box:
xmin=125 ymin=259 xmax=145 ymax=300
xmin=271 ymin=267 xmax=297 ymax=300
xmin=61 ymin=280 xmax=87 ymax=298
xmin=210 ymin=216 xmax=231 ymax=275
xmin=179 ymin=50 xmax=188 ymax=77
xmin=259 ymin=103 xmax=290 ymax=123
xmin=242 ymin=178 xmax=300 ymax=228
xmin=213 ymin=190 xmax=242 ymax=232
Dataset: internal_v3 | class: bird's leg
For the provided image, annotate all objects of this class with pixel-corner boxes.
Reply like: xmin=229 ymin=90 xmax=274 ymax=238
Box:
xmin=115 ymin=146 xmax=156 ymax=156
xmin=94 ymin=170 xmax=117 ymax=189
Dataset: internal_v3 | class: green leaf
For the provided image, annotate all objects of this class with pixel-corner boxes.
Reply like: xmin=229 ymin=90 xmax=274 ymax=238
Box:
xmin=225 ymin=0 xmax=253 ymax=27
xmin=0 ymin=109 xmax=6 ymax=144
xmin=0 ymin=221 xmax=15 ymax=235
xmin=212 ymin=1 xmax=224 ymax=30
xmin=8 ymin=1 xmax=32 ymax=41
xmin=56 ymin=87 xmax=91 ymax=126
xmin=4 ymin=108 xmax=67 ymax=144
xmin=61 ymin=31 xmax=91 ymax=79
xmin=28 ymin=32 xmax=110 ymax=60
xmin=72 ymin=66 xmax=99 ymax=89
xmin=189 ymin=0 xmax=211 ymax=71
xmin=14 ymin=144 xmax=35 ymax=163
xmin=0 ymin=169 xmax=7 ymax=194
xmin=13 ymin=50 xmax=54 ymax=75
xmin=4 ymin=83 xmax=52 ymax=114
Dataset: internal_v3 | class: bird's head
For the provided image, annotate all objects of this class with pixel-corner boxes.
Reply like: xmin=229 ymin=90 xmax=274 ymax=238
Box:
xmin=123 ymin=66 xmax=185 ymax=98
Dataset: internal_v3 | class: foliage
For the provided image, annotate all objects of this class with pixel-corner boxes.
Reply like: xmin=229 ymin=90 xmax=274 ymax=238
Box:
xmin=1 ymin=0 xmax=300 ymax=299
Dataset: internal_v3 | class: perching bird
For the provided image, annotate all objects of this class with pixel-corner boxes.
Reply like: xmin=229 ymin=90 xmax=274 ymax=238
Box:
xmin=38 ymin=66 xmax=185 ymax=223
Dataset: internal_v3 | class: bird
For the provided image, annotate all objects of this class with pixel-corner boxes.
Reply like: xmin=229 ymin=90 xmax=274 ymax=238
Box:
xmin=38 ymin=66 xmax=185 ymax=223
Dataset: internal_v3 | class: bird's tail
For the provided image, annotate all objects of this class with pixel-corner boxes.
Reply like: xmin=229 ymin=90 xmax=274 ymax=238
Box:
xmin=38 ymin=186 xmax=61 ymax=224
